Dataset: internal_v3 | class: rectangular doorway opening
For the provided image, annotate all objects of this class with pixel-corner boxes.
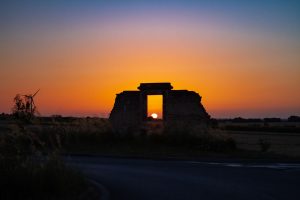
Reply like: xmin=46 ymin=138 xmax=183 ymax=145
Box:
xmin=147 ymin=95 xmax=163 ymax=120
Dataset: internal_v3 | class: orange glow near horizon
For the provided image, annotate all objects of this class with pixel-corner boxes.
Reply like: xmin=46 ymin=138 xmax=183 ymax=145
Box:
xmin=147 ymin=95 xmax=163 ymax=119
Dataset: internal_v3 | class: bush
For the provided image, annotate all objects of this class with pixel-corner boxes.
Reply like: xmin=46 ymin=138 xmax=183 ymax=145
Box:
xmin=258 ymin=139 xmax=271 ymax=152
xmin=0 ymin=156 xmax=87 ymax=200
xmin=0 ymin=122 xmax=87 ymax=200
xmin=106 ymin=128 xmax=237 ymax=153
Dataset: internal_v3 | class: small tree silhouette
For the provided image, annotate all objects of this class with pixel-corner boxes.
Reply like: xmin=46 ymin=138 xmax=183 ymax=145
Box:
xmin=12 ymin=94 xmax=26 ymax=118
xmin=12 ymin=91 xmax=39 ymax=119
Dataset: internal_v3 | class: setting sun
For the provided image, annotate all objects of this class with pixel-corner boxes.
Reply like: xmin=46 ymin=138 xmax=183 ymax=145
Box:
xmin=151 ymin=113 xmax=158 ymax=119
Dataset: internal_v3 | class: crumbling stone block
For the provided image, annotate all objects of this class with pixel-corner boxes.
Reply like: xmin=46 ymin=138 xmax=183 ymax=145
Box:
xmin=109 ymin=83 xmax=210 ymax=134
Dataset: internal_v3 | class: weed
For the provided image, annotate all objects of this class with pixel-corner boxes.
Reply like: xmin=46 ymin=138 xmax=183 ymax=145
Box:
xmin=0 ymin=120 xmax=87 ymax=200
xmin=258 ymin=139 xmax=271 ymax=152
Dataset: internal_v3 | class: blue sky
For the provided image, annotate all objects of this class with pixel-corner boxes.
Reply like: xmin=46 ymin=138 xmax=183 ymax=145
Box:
xmin=1 ymin=0 xmax=300 ymax=33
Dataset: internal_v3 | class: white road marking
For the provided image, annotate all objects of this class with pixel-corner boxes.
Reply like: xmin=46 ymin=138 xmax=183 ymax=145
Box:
xmin=185 ymin=161 xmax=300 ymax=170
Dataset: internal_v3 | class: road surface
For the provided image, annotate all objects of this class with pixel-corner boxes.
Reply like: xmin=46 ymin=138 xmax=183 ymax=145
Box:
xmin=66 ymin=156 xmax=300 ymax=200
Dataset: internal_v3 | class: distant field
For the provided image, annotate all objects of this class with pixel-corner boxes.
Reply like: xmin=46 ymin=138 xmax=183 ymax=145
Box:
xmin=219 ymin=122 xmax=300 ymax=157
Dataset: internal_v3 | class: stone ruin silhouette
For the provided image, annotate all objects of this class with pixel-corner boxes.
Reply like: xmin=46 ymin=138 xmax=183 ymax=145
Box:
xmin=109 ymin=83 xmax=210 ymax=134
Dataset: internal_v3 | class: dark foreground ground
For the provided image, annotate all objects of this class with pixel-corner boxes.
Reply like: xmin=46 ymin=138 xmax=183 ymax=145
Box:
xmin=66 ymin=156 xmax=300 ymax=200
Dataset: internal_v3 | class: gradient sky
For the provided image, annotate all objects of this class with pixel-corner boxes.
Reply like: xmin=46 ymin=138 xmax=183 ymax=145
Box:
xmin=1 ymin=0 xmax=300 ymax=118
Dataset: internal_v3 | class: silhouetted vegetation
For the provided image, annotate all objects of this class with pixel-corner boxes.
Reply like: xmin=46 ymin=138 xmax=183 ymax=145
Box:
xmin=217 ymin=116 xmax=300 ymax=124
xmin=288 ymin=115 xmax=300 ymax=122
xmin=35 ymin=117 xmax=237 ymax=153
xmin=222 ymin=125 xmax=300 ymax=133
xmin=231 ymin=117 xmax=263 ymax=123
xmin=215 ymin=117 xmax=300 ymax=133
xmin=12 ymin=90 xmax=40 ymax=121
xmin=0 ymin=121 xmax=88 ymax=200
xmin=1 ymin=116 xmax=237 ymax=158
xmin=0 ymin=156 xmax=87 ymax=200
xmin=258 ymin=139 xmax=271 ymax=152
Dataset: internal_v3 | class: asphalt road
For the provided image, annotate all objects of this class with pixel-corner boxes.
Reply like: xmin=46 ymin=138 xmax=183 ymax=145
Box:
xmin=66 ymin=156 xmax=300 ymax=200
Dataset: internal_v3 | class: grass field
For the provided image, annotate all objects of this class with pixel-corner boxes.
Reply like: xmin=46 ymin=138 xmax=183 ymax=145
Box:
xmin=1 ymin=116 xmax=300 ymax=158
xmin=218 ymin=121 xmax=300 ymax=157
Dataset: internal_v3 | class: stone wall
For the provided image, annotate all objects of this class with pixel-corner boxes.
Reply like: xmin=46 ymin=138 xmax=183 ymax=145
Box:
xmin=109 ymin=83 xmax=210 ymax=134
xmin=165 ymin=90 xmax=210 ymax=122
xmin=109 ymin=91 xmax=142 ymax=133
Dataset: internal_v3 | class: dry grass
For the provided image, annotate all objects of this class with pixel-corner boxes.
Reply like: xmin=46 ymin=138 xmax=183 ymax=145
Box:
xmin=218 ymin=121 xmax=300 ymax=157
xmin=0 ymin=120 xmax=88 ymax=200
xmin=1 ymin=117 xmax=238 ymax=156
xmin=226 ymin=131 xmax=300 ymax=157
xmin=2 ymin=117 xmax=299 ymax=160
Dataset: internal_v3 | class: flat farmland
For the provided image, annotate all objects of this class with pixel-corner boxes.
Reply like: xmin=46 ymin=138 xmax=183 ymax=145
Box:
xmin=220 ymin=122 xmax=300 ymax=157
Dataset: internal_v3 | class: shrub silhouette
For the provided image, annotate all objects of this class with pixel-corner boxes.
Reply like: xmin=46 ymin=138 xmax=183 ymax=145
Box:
xmin=258 ymin=139 xmax=271 ymax=152
xmin=0 ymin=121 xmax=87 ymax=200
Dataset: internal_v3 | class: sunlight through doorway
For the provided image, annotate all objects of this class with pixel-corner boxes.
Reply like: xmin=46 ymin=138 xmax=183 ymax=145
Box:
xmin=147 ymin=95 xmax=163 ymax=119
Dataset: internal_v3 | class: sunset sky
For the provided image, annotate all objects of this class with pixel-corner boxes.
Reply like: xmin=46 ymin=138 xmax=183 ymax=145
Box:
xmin=1 ymin=0 xmax=299 ymax=118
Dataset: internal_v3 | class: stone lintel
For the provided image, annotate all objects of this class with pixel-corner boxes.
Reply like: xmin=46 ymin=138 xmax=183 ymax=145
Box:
xmin=138 ymin=82 xmax=173 ymax=91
